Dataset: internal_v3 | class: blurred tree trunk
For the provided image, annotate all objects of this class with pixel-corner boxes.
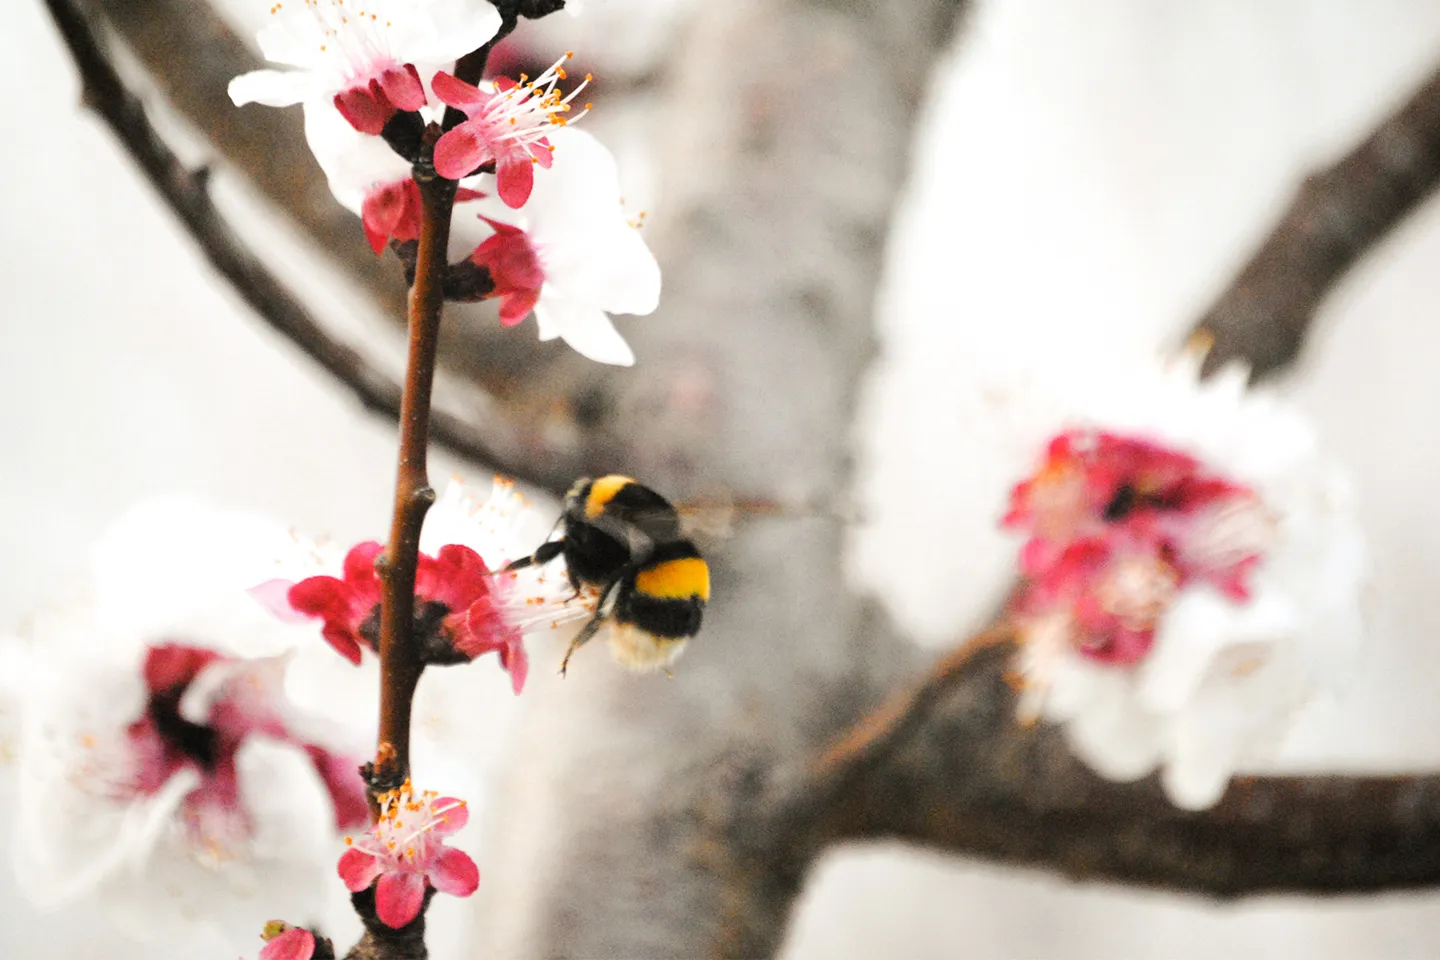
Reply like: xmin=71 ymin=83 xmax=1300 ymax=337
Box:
xmin=475 ymin=2 xmax=968 ymax=956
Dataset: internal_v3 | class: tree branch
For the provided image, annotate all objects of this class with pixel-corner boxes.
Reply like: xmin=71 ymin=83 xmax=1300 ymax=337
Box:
xmin=89 ymin=0 xmax=404 ymax=314
xmin=1192 ymin=61 xmax=1440 ymax=380
xmin=755 ymin=56 xmax=1440 ymax=896
xmin=768 ymin=634 xmax=1440 ymax=898
xmin=42 ymin=0 xmax=570 ymax=495
xmin=369 ymin=160 xmax=453 ymax=801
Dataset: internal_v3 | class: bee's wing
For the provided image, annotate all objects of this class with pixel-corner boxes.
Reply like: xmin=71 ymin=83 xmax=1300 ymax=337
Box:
xmin=581 ymin=500 xmax=681 ymax=557
xmin=674 ymin=494 xmax=859 ymax=541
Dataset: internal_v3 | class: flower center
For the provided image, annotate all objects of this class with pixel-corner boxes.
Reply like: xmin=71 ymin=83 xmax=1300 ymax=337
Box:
xmin=145 ymin=684 xmax=220 ymax=771
xmin=280 ymin=0 xmax=399 ymax=82
xmin=1007 ymin=429 xmax=1272 ymax=667
xmin=358 ymin=599 xmax=461 ymax=662
xmin=1096 ymin=554 xmax=1179 ymax=629
xmin=484 ymin=53 xmax=592 ymax=148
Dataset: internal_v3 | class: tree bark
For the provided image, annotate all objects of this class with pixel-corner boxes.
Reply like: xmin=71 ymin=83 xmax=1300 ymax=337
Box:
xmin=475 ymin=2 xmax=968 ymax=957
xmin=1192 ymin=62 xmax=1440 ymax=381
xmin=795 ymin=640 xmax=1440 ymax=898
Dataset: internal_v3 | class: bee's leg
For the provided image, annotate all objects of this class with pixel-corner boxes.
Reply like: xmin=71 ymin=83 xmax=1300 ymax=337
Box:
xmin=500 ymin=539 xmax=565 ymax=575
xmin=559 ymin=579 xmax=623 ymax=676
xmin=559 ymin=616 xmax=606 ymax=677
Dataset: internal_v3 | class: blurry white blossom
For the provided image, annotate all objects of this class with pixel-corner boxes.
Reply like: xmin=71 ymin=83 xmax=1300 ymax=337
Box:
xmin=7 ymin=498 xmax=366 ymax=941
xmin=999 ymin=354 xmax=1366 ymax=809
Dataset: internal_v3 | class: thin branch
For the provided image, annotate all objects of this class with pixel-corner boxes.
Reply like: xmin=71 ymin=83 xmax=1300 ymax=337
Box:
xmin=802 ymin=626 xmax=1012 ymax=807
xmin=42 ymin=0 xmax=569 ymax=496
xmin=367 ymin=0 xmax=565 ymax=802
xmin=1192 ymin=61 xmax=1440 ymax=380
xmin=369 ymin=160 xmax=454 ymax=800
xmin=766 ymin=636 xmax=1440 ymax=897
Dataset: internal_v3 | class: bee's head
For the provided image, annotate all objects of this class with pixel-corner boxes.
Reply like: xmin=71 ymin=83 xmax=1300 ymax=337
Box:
xmin=563 ymin=476 xmax=594 ymax=516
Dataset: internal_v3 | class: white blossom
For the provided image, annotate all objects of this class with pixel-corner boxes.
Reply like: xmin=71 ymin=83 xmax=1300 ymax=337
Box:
xmin=461 ymin=127 xmax=661 ymax=365
xmin=1001 ymin=352 xmax=1366 ymax=809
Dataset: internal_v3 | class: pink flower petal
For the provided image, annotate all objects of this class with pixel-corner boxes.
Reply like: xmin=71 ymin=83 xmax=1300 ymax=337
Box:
xmin=378 ymin=64 xmax=426 ymax=112
xmin=431 ymin=70 xmax=487 ymax=110
xmin=429 ymin=797 xmax=469 ymax=836
xmin=305 ymin=746 xmax=369 ymax=830
xmin=375 ymin=871 xmax=427 ymax=929
xmin=334 ymin=86 xmax=391 ymax=135
xmin=495 ymin=150 xmax=535 ymax=208
xmin=433 ymin=123 xmax=491 ymax=180
xmin=320 ymin=625 xmax=365 ymax=665
xmin=337 ymin=846 xmax=384 ymax=892
xmin=497 ymin=290 xmax=540 ymax=326
xmin=501 ymin=633 xmax=528 ymax=695
xmin=288 ymin=577 xmax=366 ymax=664
xmin=421 ymin=544 xmax=490 ymax=611
xmin=342 ymin=541 xmax=386 ymax=587
xmin=260 ymin=927 xmax=316 ymax=960
xmin=286 ymin=575 xmax=350 ymax=619
xmin=361 ymin=181 xmax=410 ymax=255
xmin=143 ymin=644 xmax=223 ymax=694
xmin=249 ymin=579 xmax=309 ymax=623
xmin=429 ymin=846 xmax=480 ymax=898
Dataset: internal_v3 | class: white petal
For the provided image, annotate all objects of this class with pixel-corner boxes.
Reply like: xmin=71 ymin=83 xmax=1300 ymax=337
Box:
xmin=407 ymin=0 xmax=504 ymax=64
xmin=228 ymin=69 xmax=313 ymax=108
xmin=536 ymin=297 xmax=636 ymax=366
xmin=527 ymin=127 xmax=622 ymax=217
xmin=1061 ymin=688 xmax=1162 ymax=782
xmin=590 ymin=224 xmax=662 ymax=315
xmin=256 ymin=20 xmax=322 ymax=69
xmin=1135 ymin=587 xmax=1239 ymax=714
xmin=302 ymin=100 xmax=412 ymax=214
xmin=1160 ymin=747 xmax=1233 ymax=811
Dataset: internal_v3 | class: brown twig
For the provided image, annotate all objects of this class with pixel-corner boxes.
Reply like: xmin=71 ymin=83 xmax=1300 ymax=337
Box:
xmin=369 ymin=158 xmax=455 ymax=801
xmin=43 ymin=0 xmax=570 ymax=496
xmin=1192 ymin=61 xmax=1440 ymax=380
xmin=809 ymin=627 xmax=1011 ymax=785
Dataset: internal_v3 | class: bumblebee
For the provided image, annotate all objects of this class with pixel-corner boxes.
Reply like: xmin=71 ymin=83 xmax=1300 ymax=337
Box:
xmin=502 ymin=475 xmax=710 ymax=674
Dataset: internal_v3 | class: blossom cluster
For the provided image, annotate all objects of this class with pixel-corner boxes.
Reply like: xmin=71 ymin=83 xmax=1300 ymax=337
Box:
xmin=229 ymin=0 xmax=659 ymax=365
xmin=1005 ymin=428 xmax=1270 ymax=666
xmin=262 ymin=477 xmax=595 ymax=693
xmin=2 ymin=477 xmax=579 ymax=946
xmin=1000 ymin=357 xmax=1366 ymax=810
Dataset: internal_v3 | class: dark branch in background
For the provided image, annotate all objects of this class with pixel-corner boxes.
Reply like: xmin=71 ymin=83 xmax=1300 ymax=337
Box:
xmin=1193 ymin=62 xmax=1440 ymax=380
xmin=42 ymin=0 xmax=569 ymax=496
xmin=86 ymin=0 xmax=404 ymax=316
xmin=765 ymin=638 xmax=1440 ymax=898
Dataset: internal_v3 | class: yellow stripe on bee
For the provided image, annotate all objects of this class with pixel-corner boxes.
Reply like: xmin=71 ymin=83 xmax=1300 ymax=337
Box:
xmin=585 ymin=475 xmax=636 ymax=518
xmin=635 ymin=557 xmax=710 ymax=602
